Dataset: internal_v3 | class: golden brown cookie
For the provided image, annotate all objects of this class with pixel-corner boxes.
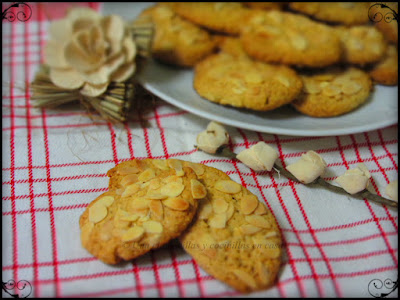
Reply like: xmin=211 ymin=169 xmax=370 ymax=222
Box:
xmin=240 ymin=10 xmax=342 ymax=67
xmin=370 ymin=2 xmax=398 ymax=44
xmin=292 ymin=68 xmax=373 ymax=117
xmin=289 ymin=2 xmax=370 ymax=25
xmin=165 ymin=2 xmax=252 ymax=35
xmin=80 ymin=159 xmax=205 ymax=264
xmin=368 ymin=45 xmax=398 ymax=86
xmin=243 ymin=2 xmax=285 ymax=10
xmin=216 ymin=36 xmax=250 ymax=59
xmin=194 ymin=52 xmax=303 ymax=111
xmin=180 ymin=162 xmax=282 ymax=293
xmin=136 ymin=4 xmax=217 ymax=67
xmin=335 ymin=25 xmax=387 ymax=65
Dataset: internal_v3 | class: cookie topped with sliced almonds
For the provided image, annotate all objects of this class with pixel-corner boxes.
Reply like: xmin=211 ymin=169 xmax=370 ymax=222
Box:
xmin=79 ymin=159 xmax=206 ymax=264
xmin=180 ymin=162 xmax=282 ymax=293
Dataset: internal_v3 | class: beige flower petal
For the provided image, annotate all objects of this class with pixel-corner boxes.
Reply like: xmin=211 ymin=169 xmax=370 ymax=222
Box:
xmin=105 ymin=53 xmax=126 ymax=74
xmin=65 ymin=34 xmax=105 ymax=73
xmin=44 ymin=40 xmax=69 ymax=68
xmin=122 ymin=36 xmax=137 ymax=63
xmin=110 ymin=62 xmax=135 ymax=82
xmin=49 ymin=68 xmax=85 ymax=89
xmin=101 ymin=15 xmax=125 ymax=55
xmin=49 ymin=19 xmax=73 ymax=43
xmin=72 ymin=18 xmax=97 ymax=33
xmin=67 ymin=7 xmax=101 ymax=23
xmin=83 ymin=66 xmax=109 ymax=85
xmin=80 ymin=82 xmax=108 ymax=97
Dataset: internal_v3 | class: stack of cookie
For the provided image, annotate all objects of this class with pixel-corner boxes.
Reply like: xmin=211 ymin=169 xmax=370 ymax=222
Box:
xmin=80 ymin=159 xmax=282 ymax=293
xmin=136 ymin=2 xmax=398 ymax=117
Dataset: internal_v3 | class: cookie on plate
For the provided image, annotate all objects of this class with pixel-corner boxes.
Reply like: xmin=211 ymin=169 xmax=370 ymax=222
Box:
xmin=166 ymin=2 xmax=252 ymax=35
xmin=217 ymin=36 xmax=250 ymax=59
xmin=194 ymin=52 xmax=303 ymax=111
xmin=136 ymin=4 xmax=217 ymax=67
xmin=370 ymin=2 xmax=398 ymax=44
xmin=368 ymin=45 xmax=398 ymax=86
xmin=80 ymin=159 xmax=205 ymax=264
xmin=292 ymin=68 xmax=373 ymax=117
xmin=289 ymin=2 xmax=370 ymax=25
xmin=240 ymin=10 xmax=342 ymax=67
xmin=180 ymin=162 xmax=283 ymax=293
xmin=335 ymin=25 xmax=387 ymax=65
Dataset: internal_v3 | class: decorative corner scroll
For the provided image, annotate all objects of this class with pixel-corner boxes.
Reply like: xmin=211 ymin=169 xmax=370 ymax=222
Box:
xmin=2 ymin=2 xmax=32 ymax=22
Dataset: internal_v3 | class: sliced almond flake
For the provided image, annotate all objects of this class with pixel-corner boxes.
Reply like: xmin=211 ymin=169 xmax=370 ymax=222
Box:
xmin=226 ymin=202 xmax=235 ymax=221
xmin=167 ymin=160 xmax=185 ymax=176
xmin=208 ymin=213 xmax=227 ymax=229
xmin=304 ymin=81 xmax=321 ymax=94
xmin=97 ymin=196 xmax=114 ymax=207
xmin=162 ymin=197 xmax=189 ymax=211
xmin=212 ymin=198 xmax=229 ymax=214
xmin=240 ymin=224 xmax=262 ymax=235
xmin=232 ymin=269 xmax=258 ymax=289
xmin=257 ymin=262 xmax=271 ymax=285
xmin=253 ymin=203 xmax=268 ymax=215
xmin=118 ymin=166 xmax=140 ymax=175
xmin=138 ymin=215 xmax=150 ymax=222
xmin=130 ymin=198 xmax=150 ymax=211
xmin=341 ymin=81 xmax=362 ymax=95
xmin=122 ymin=183 xmax=140 ymax=198
xmin=185 ymin=162 xmax=205 ymax=176
xmin=198 ymin=202 xmax=213 ymax=220
xmin=245 ymin=215 xmax=271 ymax=229
xmin=160 ymin=181 xmax=185 ymax=198
xmin=149 ymin=200 xmax=164 ymax=220
xmin=214 ymin=180 xmax=241 ymax=194
xmin=80 ymin=82 xmax=108 ymax=97
xmin=152 ymin=160 xmax=170 ymax=170
xmin=191 ymin=179 xmax=207 ymax=199
xmin=138 ymin=168 xmax=156 ymax=183
xmin=148 ymin=178 xmax=161 ymax=190
xmin=121 ymin=226 xmax=145 ymax=242
xmin=49 ymin=68 xmax=85 ymax=90
xmin=121 ymin=174 xmax=139 ymax=187
xmin=146 ymin=189 xmax=168 ymax=200
xmin=142 ymin=220 xmax=163 ymax=234
xmin=88 ymin=203 xmax=108 ymax=223
xmin=265 ymin=231 xmax=278 ymax=238
xmin=163 ymin=175 xmax=183 ymax=185
xmin=240 ymin=194 xmax=259 ymax=215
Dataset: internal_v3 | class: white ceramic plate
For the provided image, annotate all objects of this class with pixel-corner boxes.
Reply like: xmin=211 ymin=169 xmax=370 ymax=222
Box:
xmin=104 ymin=3 xmax=398 ymax=137
xmin=137 ymin=59 xmax=398 ymax=136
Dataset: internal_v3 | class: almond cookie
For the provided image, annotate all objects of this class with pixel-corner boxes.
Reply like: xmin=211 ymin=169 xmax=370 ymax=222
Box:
xmin=292 ymin=68 xmax=373 ymax=117
xmin=289 ymin=2 xmax=370 ymax=25
xmin=240 ymin=10 xmax=342 ymax=67
xmin=368 ymin=45 xmax=398 ymax=86
xmin=136 ymin=4 xmax=217 ymax=67
xmin=80 ymin=159 xmax=205 ymax=264
xmin=370 ymin=2 xmax=398 ymax=44
xmin=165 ymin=2 xmax=252 ymax=35
xmin=335 ymin=25 xmax=387 ymax=65
xmin=180 ymin=162 xmax=282 ymax=293
xmin=216 ymin=36 xmax=250 ymax=59
xmin=194 ymin=52 xmax=303 ymax=111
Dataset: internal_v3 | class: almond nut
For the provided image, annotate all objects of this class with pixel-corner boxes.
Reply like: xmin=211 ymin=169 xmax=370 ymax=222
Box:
xmin=121 ymin=174 xmax=139 ymax=187
xmin=149 ymin=200 xmax=164 ymax=220
xmin=163 ymin=197 xmax=189 ymax=211
xmin=341 ymin=81 xmax=362 ymax=95
xmin=241 ymin=195 xmax=259 ymax=215
xmin=97 ymin=195 xmax=114 ymax=207
xmin=89 ymin=203 xmax=108 ymax=223
xmin=232 ymin=269 xmax=258 ymax=289
xmin=153 ymin=159 xmax=170 ymax=170
xmin=253 ymin=203 xmax=268 ymax=215
xmin=245 ymin=215 xmax=271 ymax=228
xmin=130 ymin=198 xmax=150 ymax=211
xmin=138 ymin=168 xmax=156 ymax=182
xmin=121 ymin=226 xmax=145 ymax=242
xmin=146 ymin=189 xmax=168 ymax=200
xmin=215 ymin=180 xmax=241 ymax=194
xmin=198 ymin=202 xmax=213 ymax=220
xmin=142 ymin=220 xmax=163 ymax=234
xmin=185 ymin=162 xmax=205 ymax=176
xmin=118 ymin=166 xmax=140 ymax=175
xmin=240 ymin=224 xmax=262 ymax=235
xmin=208 ymin=213 xmax=227 ymax=229
xmin=212 ymin=198 xmax=229 ymax=214
xmin=167 ymin=160 xmax=185 ymax=176
xmin=191 ymin=179 xmax=207 ymax=199
xmin=160 ymin=181 xmax=185 ymax=198
xmin=121 ymin=184 xmax=140 ymax=198
xmin=226 ymin=202 xmax=235 ymax=221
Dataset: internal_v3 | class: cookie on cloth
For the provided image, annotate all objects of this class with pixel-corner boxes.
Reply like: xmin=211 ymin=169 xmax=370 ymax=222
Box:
xmin=288 ymin=2 xmax=370 ymax=25
xmin=136 ymin=4 xmax=217 ymax=67
xmin=334 ymin=25 xmax=387 ymax=65
xmin=165 ymin=2 xmax=252 ymax=35
xmin=240 ymin=10 xmax=342 ymax=67
xmin=180 ymin=162 xmax=282 ymax=293
xmin=292 ymin=68 xmax=373 ymax=117
xmin=368 ymin=45 xmax=398 ymax=86
xmin=194 ymin=52 xmax=303 ymax=111
xmin=80 ymin=159 xmax=205 ymax=264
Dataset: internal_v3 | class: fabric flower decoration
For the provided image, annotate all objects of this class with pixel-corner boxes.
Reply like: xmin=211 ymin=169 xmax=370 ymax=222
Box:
xmin=44 ymin=7 xmax=137 ymax=97
xmin=286 ymin=150 xmax=327 ymax=184
xmin=236 ymin=142 xmax=279 ymax=171
xmin=196 ymin=121 xmax=229 ymax=154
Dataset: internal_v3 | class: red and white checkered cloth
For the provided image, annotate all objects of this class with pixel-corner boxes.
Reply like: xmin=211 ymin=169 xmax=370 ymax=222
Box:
xmin=2 ymin=2 xmax=398 ymax=298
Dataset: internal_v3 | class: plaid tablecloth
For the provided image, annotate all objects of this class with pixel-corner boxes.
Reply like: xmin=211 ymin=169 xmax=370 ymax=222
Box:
xmin=2 ymin=2 xmax=398 ymax=298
